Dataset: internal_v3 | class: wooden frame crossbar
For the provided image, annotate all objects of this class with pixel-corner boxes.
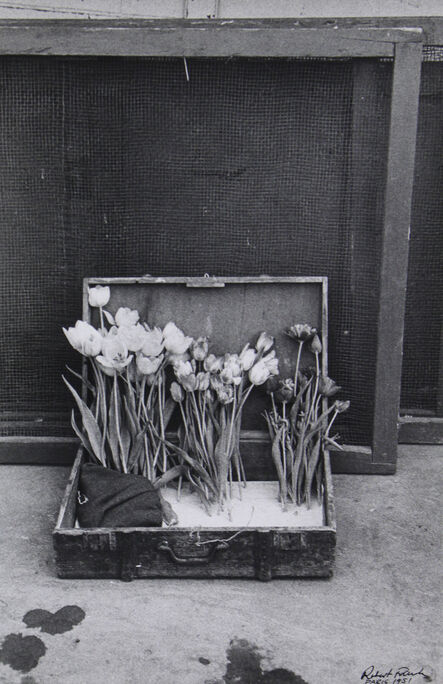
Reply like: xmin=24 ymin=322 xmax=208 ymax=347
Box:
xmin=0 ymin=20 xmax=422 ymax=57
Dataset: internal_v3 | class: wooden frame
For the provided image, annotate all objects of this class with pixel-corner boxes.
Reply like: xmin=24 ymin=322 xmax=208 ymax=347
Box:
xmin=398 ymin=316 xmax=443 ymax=445
xmin=0 ymin=20 xmax=423 ymax=58
xmin=0 ymin=19 xmax=424 ymax=473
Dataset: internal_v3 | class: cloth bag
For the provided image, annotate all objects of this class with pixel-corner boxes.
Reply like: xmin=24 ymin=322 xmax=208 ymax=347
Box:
xmin=77 ymin=462 xmax=163 ymax=528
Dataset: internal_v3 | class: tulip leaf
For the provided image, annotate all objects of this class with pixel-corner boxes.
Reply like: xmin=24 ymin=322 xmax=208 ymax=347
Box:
xmin=162 ymin=397 xmax=176 ymax=430
xmin=66 ymin=366 xmax=96 ymax=394
xmin=90 ymin=359 xmax=107 ymax=430
xmin=154 ymin=465 xmax=185 ymax=488
xmin=120 ymin=426 xmax=131 ymax=467
xmin=157 ymin=491 xmax=179 ymax=526
xmin=127 ymin=430 xmax=146 ymax=472
xmin=304 ymin=437 xmax=321 ymax=509
xmin=102 ymin=309 xmax=115 ymax=326
xmin=205 ymin=418 xmax=215 ymax=460
xmin=63 ymin=376 xmax=105 ymax=465
xmin=291 ymin=431 xmax=305 ymax=503
xmin=207 ymin=400 xmax=221 ymax=433
xmin=161 ymin=437 xmax=217 ymax=495
xmin=122 ymin=396 xmax=138 ymax=440
xmin=111 ymin=375 xmax=131 ymax=471
xmin=123 ymin=375 xmax=137 ymax=422
xmin=107 ymin=380 xmax=122 ymax=470
xmin=271 ymin=426 xmax=287 ymax=507
xmin=214 ymin=427 xmax=229 ymax=501
xmin=70 ymin=410 xmax=97 ymax=463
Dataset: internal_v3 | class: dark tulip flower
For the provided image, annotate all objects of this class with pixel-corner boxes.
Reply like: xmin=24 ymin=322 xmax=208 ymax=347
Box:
xmin=318 ymin=376 xmax=341 ymax=397
xmin=275 ymin=378 xmax=295 ymax=403
xmin=265 ymin=376 xmax=280 ymax=394
xmin=310 ymin=334 xmax=322 ymax=354
xmin=335 ymin=400 xmax=350 ymax=413
xmin=286 ymin=323 xmax=318 ymax=342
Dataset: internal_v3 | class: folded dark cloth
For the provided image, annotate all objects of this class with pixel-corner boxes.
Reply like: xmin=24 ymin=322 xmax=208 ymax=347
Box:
xmin=77 ymin=463 xmax=163 ymax=528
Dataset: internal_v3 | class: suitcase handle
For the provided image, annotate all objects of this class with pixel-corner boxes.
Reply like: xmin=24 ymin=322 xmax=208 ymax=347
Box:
xmin=158 ymin=540 xmax=228 ymax=565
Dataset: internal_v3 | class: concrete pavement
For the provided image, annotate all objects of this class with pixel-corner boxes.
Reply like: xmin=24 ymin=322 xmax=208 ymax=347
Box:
xmin=0 ymin=445 xmax=441 ymax=684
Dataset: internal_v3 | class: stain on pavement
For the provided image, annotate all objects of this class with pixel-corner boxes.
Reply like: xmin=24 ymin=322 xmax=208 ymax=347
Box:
xmin=0 ymin=633 xmax=46 ymax=673
xmin=0 ymin=605 xmax=85 ymax=676
xmin=204 ymin=637 xmax=309 ymax=684
xmin=23 ymin=605 xmax=85 ymax=635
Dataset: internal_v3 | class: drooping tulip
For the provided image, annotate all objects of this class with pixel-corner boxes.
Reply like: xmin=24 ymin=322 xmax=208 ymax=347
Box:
xmin=163 ymin=322 xmax=193 ymax=355
xmin=216 ymin=384 xmax=234 ymax=405
xmin=167 ymin=352 xmax=191 ymax=369
xmin=297 ymin=371 xmax=310 ymax=391
xmin=170 ymin=381 xmax=184 ymax=403
xmin=209 ymin=374 xmax=224 ymax=393
xmin=220 ymin=366 xmax=240 ymax=386
xmin=223 ymin=354 xmax=242 ymax=375
xmin=204 ymin=354 xmax=224 ymax=373
xmin=319 ymin=376 xmax=341 ymax=397
xmin=265 ymin=375 xmax=280 ymax=395
xmin=63 ymin=320 xmax=102 ymax=357
xmin=255 ymin=331 xmax=274 ymax=354
xmin=196 ymin=371 xmax=210 ymax=391
xmin=115 ymin=307 xmax=140 ymax=327
xmin=96 ymin=336 xmax=133 ymax=375
xmin=249 ymin=359 xmax=271 ymax=386
xmin=136 ymin=353 xmax=164 ymax=376
xmin=174 ymin=360 xmax=194 ymax=377
xmin=275 ymin=378 xmax=295 ymax=403
xmin=287 ymin=323 xmax=317 ymax=342
xmin=239 ymin=344 xmax=257 ymax=371
xmin=179 ymin=373 xmax=198 ymax=392
xmin=335 ymin=400 xmax=350 ymax=413
xmin=141 ymin=326 xmax=164 ymax=357
xmin=261 ymin=350 xmax=279 ymax=376
xmin=174 ymin=359 xmax=197 ymax=391
xmin=191 ymin=337 xmax=209 ymax=361
xmin=117 ymin=324 xmax=148 ymax=352
xmin=221 ymin=354 xmax=242 ymax=385
xmin=310 ymin=334 xmax=322 ymax=354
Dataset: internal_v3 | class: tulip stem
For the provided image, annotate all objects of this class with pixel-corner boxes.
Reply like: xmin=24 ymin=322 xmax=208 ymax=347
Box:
xmin=307 ymin=351 xmax=320 ymax=427
xmin=325 ymin=409 xmax=339 ymax=440
xmin=147 ymin=434 xmax=152 ymax=481
xmin=158 ymin=373 xmax=167 ymax=473
xmin=113 ymin=376 xmax=127 ymax=473
xmin=137 ymin=376 xmax=146 ymax=421
xmin=293 ymin=341 xmax=304 ymax=397
xmin=270 ymin=392 xmax=278 ymax=423
xmin=282 ymin=402 xmax=287 ymax=483
xmin=225 ymin=391 xmax=237 ymax=468
xmin=234 ymin=383 xmax=254 ymax=421
xmin=191 ymin=392 xmax=211 ymax=467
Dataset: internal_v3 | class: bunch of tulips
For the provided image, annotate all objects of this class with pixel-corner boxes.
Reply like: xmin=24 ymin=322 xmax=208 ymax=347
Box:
xmin=170 ymin=332 xmax=278 ymax=512
xmin=63 ymin=285 xmax=279 ymax=513
xmin=263 ymin=324 xmax=349 ymax=509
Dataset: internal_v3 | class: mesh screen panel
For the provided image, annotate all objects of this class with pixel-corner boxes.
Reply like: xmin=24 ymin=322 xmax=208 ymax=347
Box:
xmin=401 ymin=48 xmax=443 ymax=414
xmin=0 ymin=56 xmax=398 ymax=443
